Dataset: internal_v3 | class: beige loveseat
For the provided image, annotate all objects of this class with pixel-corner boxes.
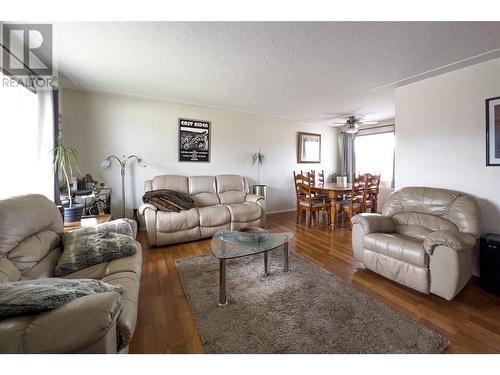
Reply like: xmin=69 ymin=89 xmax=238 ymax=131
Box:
xmin=351 ymin=186 xmax=480 ymax=300
xmin=0 ymin=194 xmax=142 ymax=353
xmin=139 ymin=174 xmax=266 ymax=246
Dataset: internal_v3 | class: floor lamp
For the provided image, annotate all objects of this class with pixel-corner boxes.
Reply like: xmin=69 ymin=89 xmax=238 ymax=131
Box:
xmin=100 ymin=155 xmax=142 ymax=218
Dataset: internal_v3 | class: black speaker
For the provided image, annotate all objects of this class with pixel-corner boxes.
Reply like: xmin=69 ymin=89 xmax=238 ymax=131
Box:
xmin=480 ymin=234 xmax=500 ymax=295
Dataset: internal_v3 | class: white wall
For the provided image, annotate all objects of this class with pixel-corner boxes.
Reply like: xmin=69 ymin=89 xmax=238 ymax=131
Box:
xmin=396 ymin=57 xmax=500 ymax=234
xmin=61 ymin=89 xmax=339 ymax=217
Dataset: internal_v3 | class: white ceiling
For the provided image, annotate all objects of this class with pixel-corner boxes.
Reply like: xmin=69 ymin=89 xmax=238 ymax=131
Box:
xmin=54 ymin=22 xmax=500 ymax=124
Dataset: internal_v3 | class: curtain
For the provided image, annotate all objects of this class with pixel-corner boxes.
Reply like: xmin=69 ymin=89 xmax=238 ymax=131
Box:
xmin=0 ymin=73 xmax=55 ymax=200
xmin=341 ymin=131 xmax=356 ymax=183
xmin=36 ymin=89 xmax=56 ymax=200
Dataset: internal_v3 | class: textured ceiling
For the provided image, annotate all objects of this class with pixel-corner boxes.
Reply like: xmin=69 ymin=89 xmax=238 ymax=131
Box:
xmin=54 ymin=22 xmax=500 ymax=123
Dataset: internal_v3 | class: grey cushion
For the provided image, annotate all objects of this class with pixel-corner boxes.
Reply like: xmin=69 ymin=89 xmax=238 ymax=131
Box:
xmin=0 ymin=278 xmax=123 ymax=319
xmin=299 ymin=201 xmax=327 ymax=208
xmin=55 ymin=232 xmax=139 ymax=276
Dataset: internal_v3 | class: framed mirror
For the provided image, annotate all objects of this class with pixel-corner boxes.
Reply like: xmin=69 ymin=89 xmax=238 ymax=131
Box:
xmin=486 ymin=96 xmax=500 ymax=166
xmin=297 ymin=132 xmax=321 ymax=163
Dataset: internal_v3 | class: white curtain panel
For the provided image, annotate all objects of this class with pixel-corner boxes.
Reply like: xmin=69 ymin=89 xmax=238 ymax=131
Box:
xmin=0 ymin=77 xmax=54 ymax=200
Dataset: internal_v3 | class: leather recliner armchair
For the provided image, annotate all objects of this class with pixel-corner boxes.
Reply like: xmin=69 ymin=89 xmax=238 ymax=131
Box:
xmin=0 ymin=194 xmax=142 ymax=353
xmin=351 ymin=186 xmax=480 ymax=300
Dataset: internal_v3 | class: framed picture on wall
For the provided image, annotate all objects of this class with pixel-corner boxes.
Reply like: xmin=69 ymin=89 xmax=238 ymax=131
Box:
xmin=486 ymin=96 xmax=500 ymax=166
xmin=297 ymin=132 xmax=321 ymax=163
xmin=178 ymin=118 xmax=210 ymax=162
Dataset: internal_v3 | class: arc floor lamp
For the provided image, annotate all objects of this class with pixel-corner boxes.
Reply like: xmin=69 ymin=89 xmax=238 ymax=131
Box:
xmin=100 ymin=154 xmax=142 ymax=218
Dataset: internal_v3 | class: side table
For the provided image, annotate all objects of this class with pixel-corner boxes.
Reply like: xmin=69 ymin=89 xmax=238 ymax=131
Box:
xmin=64 ymin=214 xmax=113 ymax=233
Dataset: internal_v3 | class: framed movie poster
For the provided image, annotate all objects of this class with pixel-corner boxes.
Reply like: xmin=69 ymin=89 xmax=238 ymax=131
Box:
xmin=179 ymin=118 xmax=210 ymax=162
xmin=486 ymin=96 xmax=500 ymax=166
xmin=297 ymin=132 xmax=321 ymax=163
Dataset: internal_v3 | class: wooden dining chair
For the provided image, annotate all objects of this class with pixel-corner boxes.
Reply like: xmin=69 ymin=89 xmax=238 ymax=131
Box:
xmin=311 ymin=169 xmax=330 ymax=203
xmin=306 ymin=171 xmax=315 ymax=186
xmin=318 ymin=170 xmax=325 ymax=184
xmin=364 ymin=173 xmax=381 ymax=213
xmin=338 ymin=174 xmax=368 ymax=225
xmin=293 ymin=171 xmax=331 ymax=227
xmin=302 ymin=170 xmax=316 ymax=185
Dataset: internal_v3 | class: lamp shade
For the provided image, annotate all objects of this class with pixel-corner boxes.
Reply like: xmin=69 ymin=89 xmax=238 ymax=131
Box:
xmin=100 ymin=159 xmax=111 ymax=168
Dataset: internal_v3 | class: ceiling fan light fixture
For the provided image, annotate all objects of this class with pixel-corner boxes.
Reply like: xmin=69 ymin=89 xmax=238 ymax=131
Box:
xmin=345 ymin=124 xmax=358 ymax=134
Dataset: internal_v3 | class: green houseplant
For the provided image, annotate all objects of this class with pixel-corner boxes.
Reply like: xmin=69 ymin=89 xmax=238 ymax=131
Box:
xmin=52 ymin=136 xmax=84 ymax=224
xmin=331 ymin=171 xmax=348 ymax=185
xmin=251 ymin=149 xmax=267 ymax=199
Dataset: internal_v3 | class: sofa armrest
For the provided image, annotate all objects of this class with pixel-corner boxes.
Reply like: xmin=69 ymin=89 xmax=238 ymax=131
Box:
xmin=245 ymin=193 xmax=264 ymax=203
xmin=0 ymin=292 xmax=122 ymax=353
xmin=423 ymin=230 xmax=476 ymax=255
xmin=138 ymin=203 xmax=157 ymax=215
xmin=140 ymin=203 xmax=158 ymax=246
xmin=351 ymin=213 xmax=395 ymax=234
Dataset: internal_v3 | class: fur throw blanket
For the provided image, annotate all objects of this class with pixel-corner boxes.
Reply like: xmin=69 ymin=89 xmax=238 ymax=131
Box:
xmin=142 ymin=189 xmax=194 ymax=212
xmin=0 ymin=278 xmax=123 ymax=319
xmin=55 ymin=231 xmax=139 ymax=276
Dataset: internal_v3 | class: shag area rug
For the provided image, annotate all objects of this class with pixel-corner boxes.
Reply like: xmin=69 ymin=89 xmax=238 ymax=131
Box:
xmin=176 ymin=250 xmax=449 ymax=354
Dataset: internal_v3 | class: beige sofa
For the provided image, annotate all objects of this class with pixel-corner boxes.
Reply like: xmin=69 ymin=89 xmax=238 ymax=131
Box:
xmin=351 ymin=186 xmax=480 ymax=300
xmin=139 ymin=174 xmax=266 ymax=246
xmin=0 ymin=194 xmax=142 ymax=353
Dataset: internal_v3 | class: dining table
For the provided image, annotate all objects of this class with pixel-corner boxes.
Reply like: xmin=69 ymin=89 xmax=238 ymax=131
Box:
xmin=310 ymin=182 xmax=352 ymax=229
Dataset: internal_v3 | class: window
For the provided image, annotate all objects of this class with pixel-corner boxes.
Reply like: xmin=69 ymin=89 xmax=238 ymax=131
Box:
xmin=355 ymin=131 xmax=395 ymax=185
xmin=0 ymin=72 xmax=54 ymax=199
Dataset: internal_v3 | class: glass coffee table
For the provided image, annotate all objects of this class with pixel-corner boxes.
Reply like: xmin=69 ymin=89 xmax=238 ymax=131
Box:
xmin=211 ymin=229 xmax=294 ymax=306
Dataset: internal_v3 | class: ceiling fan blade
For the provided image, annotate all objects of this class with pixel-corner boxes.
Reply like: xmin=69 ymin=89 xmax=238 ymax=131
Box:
xmin=331 ymin=122 xmax=347 ymax=125
xmin=359 ymin=121 xmax=378 ymax=125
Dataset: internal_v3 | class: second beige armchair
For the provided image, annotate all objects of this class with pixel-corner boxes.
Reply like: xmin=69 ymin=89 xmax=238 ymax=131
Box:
xmin=351 ymin=186 xmax=480 ymax=300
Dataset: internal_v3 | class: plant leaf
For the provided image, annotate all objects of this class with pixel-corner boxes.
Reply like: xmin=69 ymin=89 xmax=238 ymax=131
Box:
xmin=51 ymin=136 xmax=81 ymax=181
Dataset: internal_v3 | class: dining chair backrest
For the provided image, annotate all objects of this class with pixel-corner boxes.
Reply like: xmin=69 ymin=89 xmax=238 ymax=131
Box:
xmin=365 ymin=173 xmax=381 ymax=199
xmin=293 ymin=171 xmax=313 ymax=203
xmin=318 ymin=170 xmax=325 ymax=184
xmin=308 ymin=170 xmax=316 ymax=185
xmin=350 ymin=174 xmax=368 ymax=206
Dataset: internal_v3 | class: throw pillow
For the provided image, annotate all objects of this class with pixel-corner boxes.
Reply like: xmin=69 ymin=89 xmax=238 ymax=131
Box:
xmin=55 ymin=231 xmax=139 ymax=276
xmin=0 ymin=278 xmax=123 ymax=320
xmin=124 ymin=218 xmax=138 ymax=239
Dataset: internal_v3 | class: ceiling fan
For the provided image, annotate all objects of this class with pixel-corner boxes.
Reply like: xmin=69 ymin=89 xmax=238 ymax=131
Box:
xmin=331 ymin=115 xmax=378 ymax=134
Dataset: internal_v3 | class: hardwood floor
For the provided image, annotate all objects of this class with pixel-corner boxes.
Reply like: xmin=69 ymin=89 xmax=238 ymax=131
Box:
xmin=129 ymin=211 xmax=500 ymax=354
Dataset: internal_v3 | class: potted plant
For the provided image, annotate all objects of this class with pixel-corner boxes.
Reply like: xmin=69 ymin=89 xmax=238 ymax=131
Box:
xmin=332 ymin=171 xmax=348 ymax=185
xmin=251 ymin=148 xmax=266 ymax=199
xmin=52 ymin=137 xmax=84 ymax=225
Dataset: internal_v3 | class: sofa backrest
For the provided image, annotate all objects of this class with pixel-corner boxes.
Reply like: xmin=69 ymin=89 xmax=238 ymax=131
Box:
xmin=145 ymin=174 xmax=250 ymax=205
xmin=215 ymin=175 xmax=249 ymax=204
xmin=188 ymin=176 xmax=219 ymax=207
xmin=145 ymin=175 xmax=189 ymax=194
xmin=0 ymin=194 xmax=63 ymax=280
xmin=382 ymin=186 xmax=480 ymax=237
